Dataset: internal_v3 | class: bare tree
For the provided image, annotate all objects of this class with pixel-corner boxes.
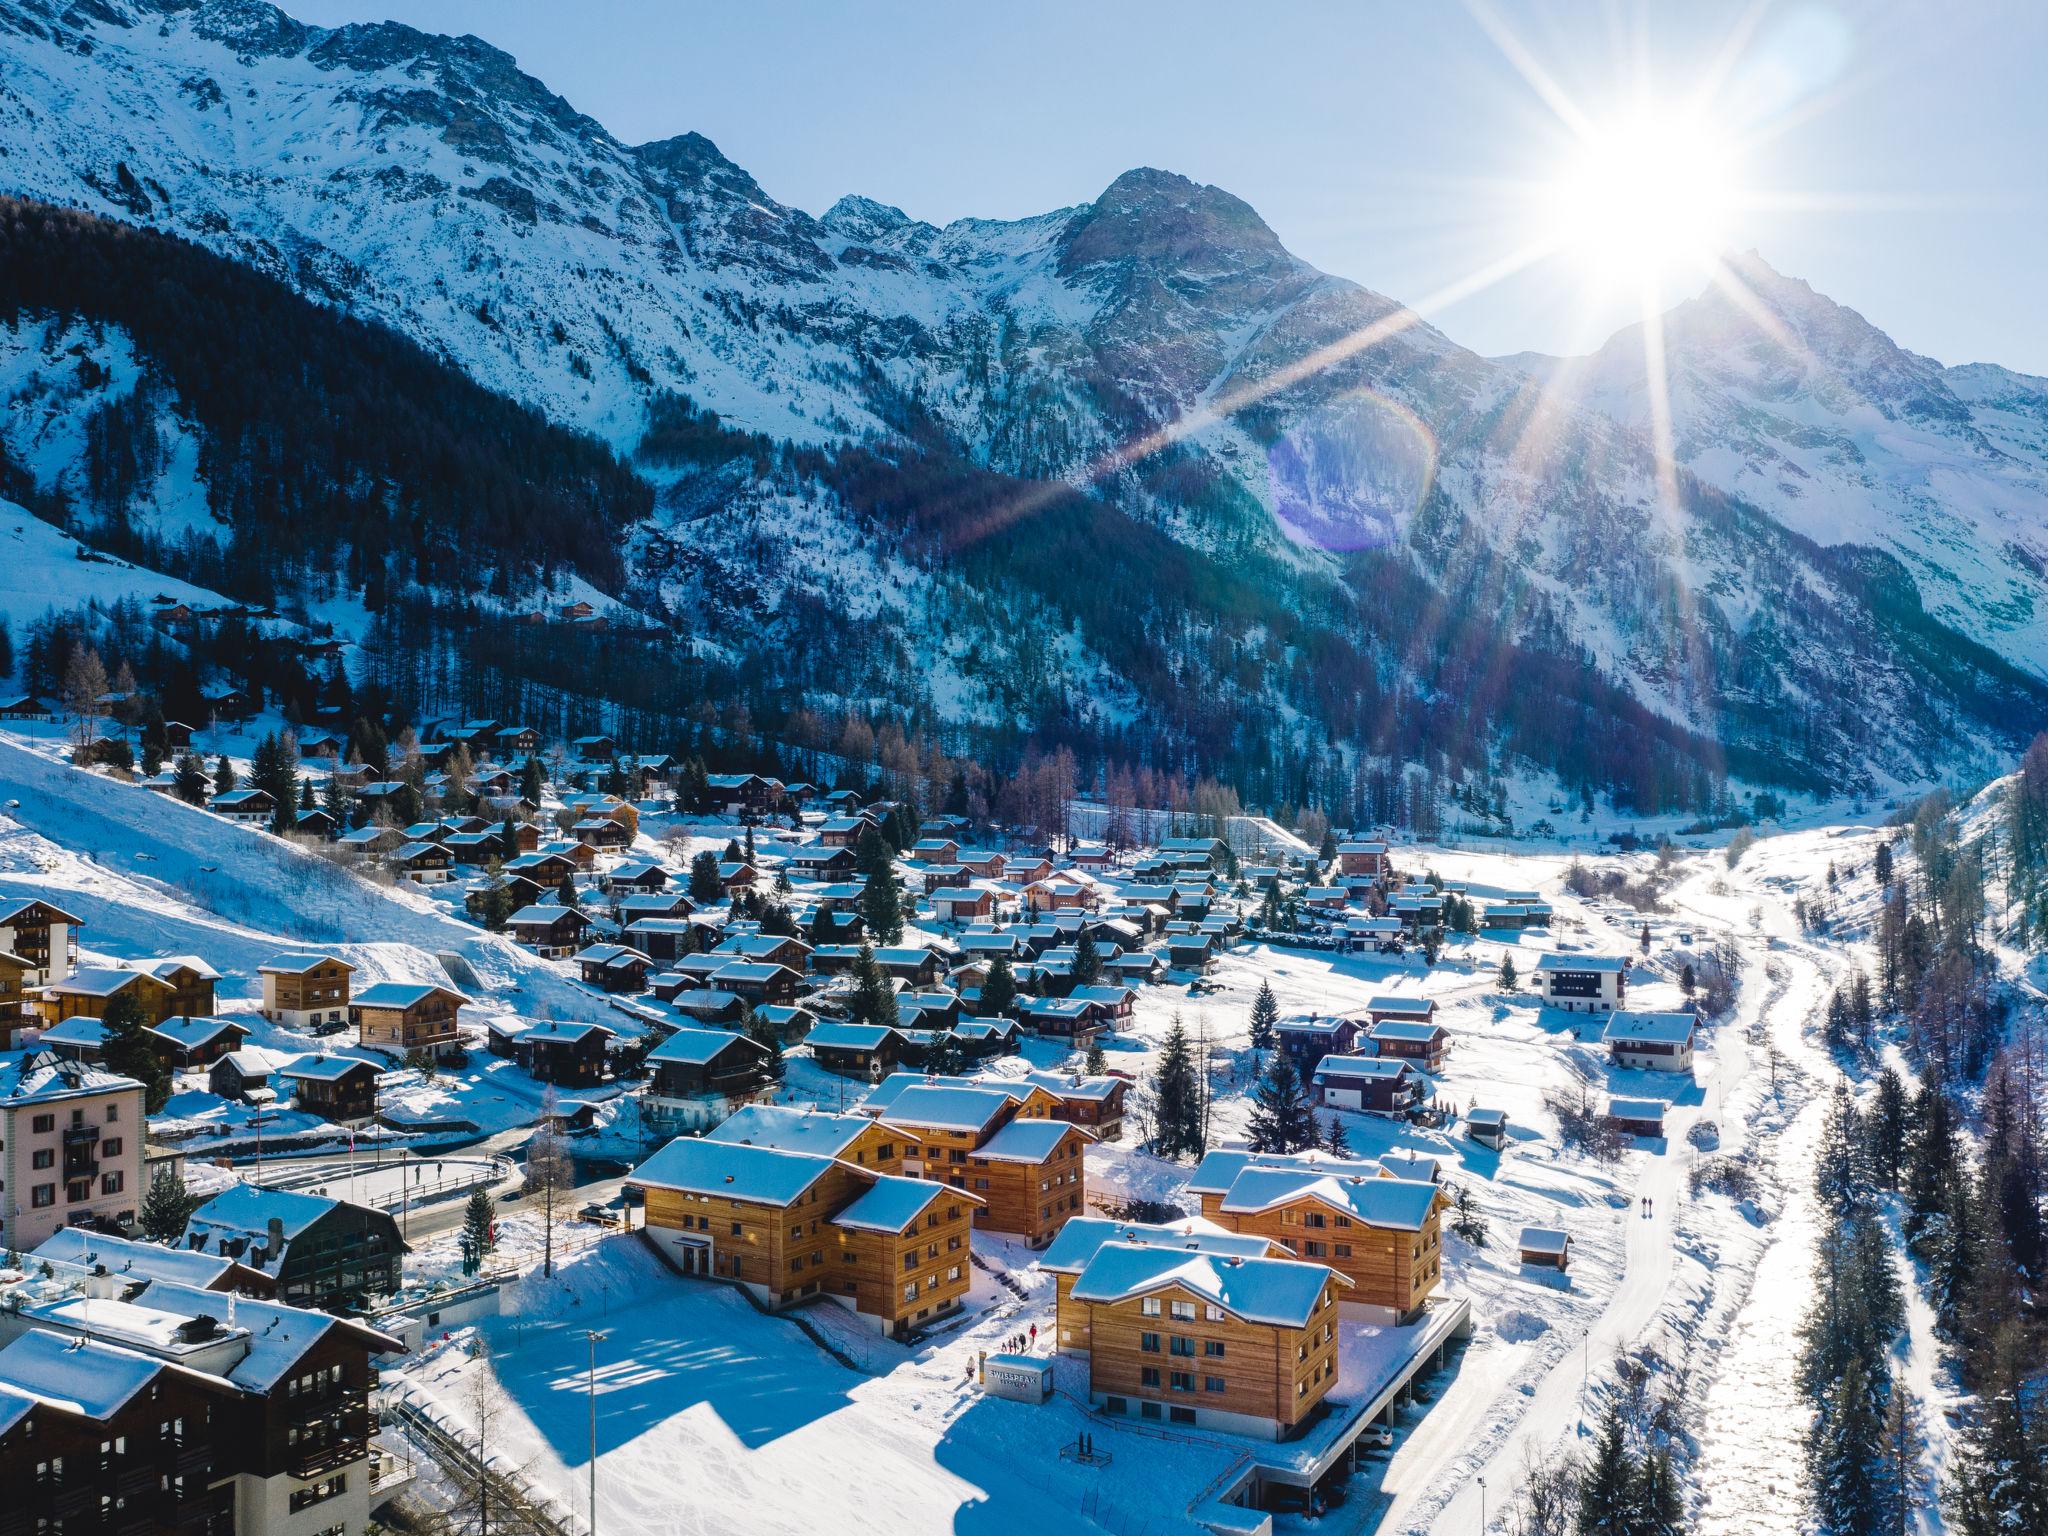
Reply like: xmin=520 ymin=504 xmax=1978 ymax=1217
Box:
xmin=64 ymin=645 xmax=109 ymax=753
xmin=527 ymin=1089 xmax=576 ymax=1279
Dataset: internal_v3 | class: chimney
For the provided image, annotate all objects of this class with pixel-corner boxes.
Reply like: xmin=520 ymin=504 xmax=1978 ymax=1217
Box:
xmin=178 ymin=1314 xmax=220 ymax=1343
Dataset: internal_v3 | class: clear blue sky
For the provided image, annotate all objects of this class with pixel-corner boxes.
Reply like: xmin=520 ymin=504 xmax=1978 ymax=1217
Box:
xmin=290 ymin=0 xmax=2048 ymax=372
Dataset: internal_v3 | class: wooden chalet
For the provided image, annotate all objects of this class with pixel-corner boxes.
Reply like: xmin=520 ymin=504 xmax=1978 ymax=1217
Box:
xmin=1519 ymin=1226 xmax=1571 ymax=1271
xmin=351 ymin=980 xmax=468 ymax=1060
xmin=640 ymin=1027 xmax=773 ymax=1129
xmin=806 ymin=1020 xmax=906 ymax=1079
xmin=487 ymin=1018 xmax=614 ymax=1087
xmin=148 ymin=1014 xmax=250 ymax=1068
xmin=630 ymin=1136 xmax=980 ymax=1336
xmin=1365 ymin=1017 xmax=1450 ymax=1074
xmin=278 ymin=1054 xmax=381 ymax=1122
xmin=0 ymin=901 xmax=82 ymax=987
xmin=508 ymin=904 xmax=593 ymax=958
xmin=878 ymin=1083 xmax=1091 ymax=1247
xmin=1602 ymin=1010 xmax=1697 ymax=1073
xmin=575 ymin=943 xmax=654 ymax=993
xmin=1188 ymin=1148 xmax=1448 ymax=1323
xmin=1310 ymin=1054 xmax=1423 ymax=1117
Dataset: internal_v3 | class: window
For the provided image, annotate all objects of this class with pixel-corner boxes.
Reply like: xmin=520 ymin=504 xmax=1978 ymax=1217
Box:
xmin=1169 ymin=1300 xmax=1195 ymax=1321
xmin=31 ymin=1114 xmax=53 ymax=1134
xmin=1170 ymin=1405 xmax=1197 ymax=1425
xmin=1169 ymin=1336 xmax=1194 ymax=1357
xmin=946 ymin=1265 xmax=961 ymax=1282
xmin=31 ymin=1183 xmax=54 ymax=1208
xmin=1204 ymin=1340 xmax=1225 ymax=1358
xmin=1204 ymin=1304 xmax=1224 ymax=1321
xmin=1334 ymin=1243 xmax=1352 ymax=1258
xmin=1140 ymin=1332 xmax=1160 ymax=1353
xmin=730 ymin=1222 xmax=742 ymax=1236
xmin=101 ymin=1172 xmax=123 ymax=1196
xmin=903 ymin=1252 xmax=918 ymax=1271
xmin=1302 ymin=1240 xmax=1326 ymax=1257
xmin=1140 ymin=1297 xmax=1161 ymax=1317
xmin=1205 ymin=1375 xmax=1226 ymax=1393
xmin=105 ymin=1104 xmax=119 ymax=1122
xmin=1140 ymin=1367 xmax=1160 ymax=1387
xmin=100 ymin=1138 xmax=120 ymax=1158
xmin=903 ymin=1282 xmax=919 ymax=1302
xmin=1302 ymin=1211 xmax=1326 ymax=1228
xmin=1169 ymin=1371 xmax=1194 ymax=1393
xmin=31 ymin=1148 xmax=52 ymax=1170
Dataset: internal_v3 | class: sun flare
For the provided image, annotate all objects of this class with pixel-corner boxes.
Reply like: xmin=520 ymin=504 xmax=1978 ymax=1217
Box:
xmin=1545 ymin=107 xmax=1739 ymax=287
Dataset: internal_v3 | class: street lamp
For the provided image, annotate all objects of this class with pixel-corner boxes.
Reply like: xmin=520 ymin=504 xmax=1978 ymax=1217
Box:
xmin=1478 ymin=1474 xmax=1487 ymax=1535
xmin=584 ymin=1328 xmax=610 ymax=1536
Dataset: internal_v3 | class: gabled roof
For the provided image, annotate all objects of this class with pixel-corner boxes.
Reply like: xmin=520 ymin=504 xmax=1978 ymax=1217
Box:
xmin=258 ymin=952 xmax=353 ymax=976
xmin=1068 ymin=1243 xmax=1342 ymax=1328
xmin=1038 ymin=1216 xmax=1275 ymax=1275
xmin=1602 ymin=1011 xmax=1697 ymax=1045
xmin=805 ymin=1020 xmax=901 ymax=1051
xmin=832 ymin=1175 xmax=978 ymax=1234
xmin=509 ymin=903 xmax=590 ymax=926
xmin=0 ymin=897 xmax=85 ymax=927
xmin=976 ymin=1116 xmax=1090 ymax=1162
xmin=1366 ymin=995 xmax=1435 ymax=1016
xmin=150 ymin=1014 xmax=248 ymax=1048
xmin=38 ymin=1016 xmax=108 ymax=1049
xmin=646 ymin=1026 xmax=764 ymax=1067
xmin=1312 ymin=1053 xmax=1412 ymax=1081
xmin=44 ymin=965 xmax=158 ymax=998
xmin=352 ymin=980 xmax=470 ymax=1009
xmin=1218 ymin=1167 xmax=1442 ymax=1230
xmin=1519 ymin=1226 xmax=1570 ymax=1254
xmin=707 ymin=1104 xmax=875 ymax=1158
xmin=1369 ymin=1019 xmax=1447 ymax=1044
xmin=1607 ymin=1097 xmax=1667 ymax=1121
xmin=278 ymin=1053 xmax=379 ymax=1083
xmin=31 ymin=1228 xmax=238 ymax=1289
xmin=627 ymin=1137 xmax=838 ymax=1206
xmin=879 ymin=1084 xmax=1015 ymax=1134
xmin=1186 ymin=1147 xmax=1390 ymax=1196
xmin=186 ymin=1182 xmax=338 ymax=1245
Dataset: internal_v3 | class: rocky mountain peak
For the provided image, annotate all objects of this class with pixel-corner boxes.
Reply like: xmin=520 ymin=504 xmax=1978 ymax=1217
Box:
xmin=1057 ymin=166 xmax=1292 ymax=278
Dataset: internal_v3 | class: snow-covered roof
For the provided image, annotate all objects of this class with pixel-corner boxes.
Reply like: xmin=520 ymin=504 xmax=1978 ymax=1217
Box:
xmin=278 ymin=1053 xmax=379 ymax=1082
xmin=216 ymin=1046 xmax=297 ymax=1078
xmin=139 ymin=1279 xmax=401 ymax=1390
xmin=1276 ymin=1016 xmax=1352 ymax=1036
xmin=353 ymin=980 xmax=469 ymax=1009
xmin=139 ymin=954 xmax=221 ymax=982
xmin=510 ymin=903 xmax=588 ymax=925
xmin=1465 ymin=1107 xmax=1509 ymax=1127
xmin=1602 ymin=1011 xmax=1697 ymax=1045
xmin=1069 ymin=1243 xmax=1341 ymax=1328
xmin=0 ymin=1329 xmax=170 ymax=1418
xmin=975 ymin=1116 xmax=1089 ymax=1162
xmin=1519 ymin=1226 xmax=1570 ymax=1254
xmin=1038 ymin=1216 xmax=1275 ymax=1276
xmin=645 ymin=1026 xmax=757 ymax=1065
xmin=259 ymin=950 xmax=354 ymax=977
xmin=32 ymin=1228 xmax=237 ymax=1289
xmin=186 ymin=1182 xmax=337 ymax=1246
xmin=805 ymin=1020 xmax=900 ymax=1051
xmin=38 ymin=1016 xmax=108 ymax=1049
xmin=0 ymin=1050 xmax=142 ymax=1104
xmin=1369 ymin=1019 xmax=1447 ymax=1044
xmin=877 ymin=1084 xmax=1015 ymax=1134
xmin=1311 ymin=1054 xmax=1411 ymax=1081
xmin=1366 ymin=995 xmax=1435 ymax=1017
xmin=45 ymin=965 xmax=153 ymax=998
xmin=627 ymin=1138 xmax=835 ymax=1206
xmin=1218 ymin=1167 xmax=1441 ymax=1231
xmin=831 ymin=1175 xmax=961 ymax=1234
xmin=0 ymin=896 xmax=84 ymax=925
xmin=1607 ymin=1097 xmax=1667 ymax=1122
xmin=1536 ymin=953 xmax=1627 ymax=973
xmin=151 ymin=1015 xmax=245 ymax=1048
xmin=707 ymin=1104 xmax=875 ymax=1158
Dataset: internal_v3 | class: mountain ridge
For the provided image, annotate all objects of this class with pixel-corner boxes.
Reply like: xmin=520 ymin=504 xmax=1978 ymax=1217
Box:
xmin=0 ymin=0 xmax=2043 ymax=808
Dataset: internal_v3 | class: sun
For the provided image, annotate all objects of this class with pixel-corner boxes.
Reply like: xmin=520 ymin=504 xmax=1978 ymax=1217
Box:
xmin=1544 ymin=106 xmax=1739 ymax=288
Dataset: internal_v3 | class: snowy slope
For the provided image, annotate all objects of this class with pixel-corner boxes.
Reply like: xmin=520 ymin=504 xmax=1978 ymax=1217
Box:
xmin=1509 ymin=253 xmax=2048 ymax=676
xmin=2 ymin=0 xmax=2043 ymax=791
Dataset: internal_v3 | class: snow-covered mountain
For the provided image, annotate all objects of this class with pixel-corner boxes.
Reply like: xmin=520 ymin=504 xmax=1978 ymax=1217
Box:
xmin=0 ymin=0 xmax=2042 ymax=802
xmin=1504 ymin=251 xmax=2048 ymax=676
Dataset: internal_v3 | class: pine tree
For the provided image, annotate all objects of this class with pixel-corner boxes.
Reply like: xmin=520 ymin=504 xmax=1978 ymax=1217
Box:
xmin=1632 ymin=1443 xmax=1686 ymax=1536
xmin=1874 ymin=840 xmax=1895 ymax=888
xmin=1808 ymin=1356 xmax=1890 ymax=1535
xmin=1072 ymin=928 xmax=1102 ymax=985
xmin=458 ymin=1185 xmax=497 ymax=1276
xmin=557 ymin=871 xmax=579 ymax=909
xmin=1249 ymin=979 xmax=1279 ymax=1050
xmin=849 ymin=945 xmax=899 ymax=1029
xmin=854 ymin=826 xmax=904 ymax=944
xmin=138 ymin=1166 xmax=198 ymax=1242
xmin=1814 ymin=1085 xmax=1870 ymax=1217
xmin=1498 ymin=954 xmax=1518 ymax=991
xmin=1084 ymin=1037 xmax=1107 ymax=1075
xmin=1905 ymin=1073 xmax=1959 ymax=1244
xmin=1576 ymin=1401 xmax=1637 ymax=1536
xmin=100 ymin=992 xmax=170 ymax=1112
xmin=744 ymin=1005 xmax=788 ymax=1081
xmin=1866 ymin=1066 xmax=1908 ymax=1190
xmin=173 ymin=751 xmax=207 ymax=805
xmin=1149 ymin=1018 xmax=1205 ymax=1160
xmin=1946 ymin=1388 xmax=2048 ymax=1536
xmin=212 ymin=754 xmax=236 ymax=795
xmin=689 ymin=849 xmax=724 ymax=901
xmin=1246 ymin=1052 xmax=1317 ymax=1154
xmin=1322 ymin=1113 xmax=1351 ymax=1154
xmin=981 ymin=953 xmax=1017 ymax=1018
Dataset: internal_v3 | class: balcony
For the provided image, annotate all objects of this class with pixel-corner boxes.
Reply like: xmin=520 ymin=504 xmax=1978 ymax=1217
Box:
xmin=62 ymin=1121 xmax=101 ymax=1144
xmin=285 ymin=1435 xmax=368 ymax=1480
